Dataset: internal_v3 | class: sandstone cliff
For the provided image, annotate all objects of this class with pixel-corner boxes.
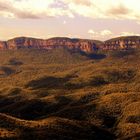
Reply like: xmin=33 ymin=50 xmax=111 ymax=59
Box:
xmin=0 ymin=37 xmax=102 ymax=52
xmin=0 ymin=41 xmax=7 ymax=49
xmin=104 ymin=36 xmax=140 ymax=50
xmin=0 ymin=36 xmax=140 ymax=52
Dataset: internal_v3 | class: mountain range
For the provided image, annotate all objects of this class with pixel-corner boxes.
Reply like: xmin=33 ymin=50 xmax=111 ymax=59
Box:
xmin=0 ymin=36 xmax=140 ymax=52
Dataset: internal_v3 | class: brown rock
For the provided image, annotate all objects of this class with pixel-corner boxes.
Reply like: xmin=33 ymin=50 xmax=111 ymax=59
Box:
xmin=0 ymin=41 xmax=7 ymax=50
xmin=0 ymin=36 xmax=140 ymax=52
xmin=2 ymin=37 xmax=101 ymax=52
xmin=104 ymin=36 xmax=140 ymax=50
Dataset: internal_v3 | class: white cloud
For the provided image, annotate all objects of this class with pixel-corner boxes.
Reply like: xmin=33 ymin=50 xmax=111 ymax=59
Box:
xmin=62 ymin=0 xmax=92 ymax=6
xmin=88 ymin=29 xmax=113 ymax=40
xmin=0 ymin=0 xmax=140 ymax=22
xmin=100 ymin=30 xmax=113 ymax=36
xmin=88 ymin=30 xmax=140 ymax=40
xmin=88 ymin=29 xmax=95 ymax=34
xmin=0 ymin=0 xmax=74 ymax=18
xmin=120 ymin=32 xmax=140 ymax=36
xmin=62 ymin=0 xmax=140 ymax=21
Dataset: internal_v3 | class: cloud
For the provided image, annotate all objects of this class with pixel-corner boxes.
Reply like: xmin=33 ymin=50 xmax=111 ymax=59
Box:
xmin=0 ymin=0 xmax=140 ymax=22
xmin=108 ymin=4 xmax=131 ymax=16
xmin=49 ymin=0 xmax=68 ymax=9
xmin=88 ymin=30 xmax=140 ymax=40
xmin=65 ymin=0 xmax=92 ymax=6
xmin=0 ymin=0 xmax=74 ymax=19
xmin=0 ymin=1 xmax=11 ymax=10
xmin=62 ymin=0 xmax=140 ymax=21
xmin=0 ymin=1 xmax=13 ymax=12
xmin=120 ymin=32 xmax=140 ymax=36
xmin=15 ymin=11 xmax=40 ymax=19
xmin=0 ymin=0 xmax=41 ymax=18
xmin=100 ymin=30 xmax=113 ymax=36
xmin=88 ymin=29 xmax=95 ymax=34
xmin=88 ymin=29 xmax=113 ymax=40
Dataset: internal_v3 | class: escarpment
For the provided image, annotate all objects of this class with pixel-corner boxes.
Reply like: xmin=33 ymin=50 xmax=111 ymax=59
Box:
xmin=0 ymin=36 xmax=140 ymax=52
xmin=104 ymin=36 xmax=140 ymax=50
xmin=0 ymin=37 xmax=101 ymax=52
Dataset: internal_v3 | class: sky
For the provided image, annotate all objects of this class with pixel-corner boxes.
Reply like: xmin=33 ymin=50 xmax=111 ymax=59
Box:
xmin=0 ymin=0 xmax=140 ymax=41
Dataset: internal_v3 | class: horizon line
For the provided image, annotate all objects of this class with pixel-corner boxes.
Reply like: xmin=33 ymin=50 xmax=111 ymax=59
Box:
xmin=1 ymin=35 xmax=140 ymax=42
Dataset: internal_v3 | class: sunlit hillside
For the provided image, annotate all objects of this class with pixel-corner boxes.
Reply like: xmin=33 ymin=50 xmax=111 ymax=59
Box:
xmin=0 ymin=48 xmax=140 ymax=139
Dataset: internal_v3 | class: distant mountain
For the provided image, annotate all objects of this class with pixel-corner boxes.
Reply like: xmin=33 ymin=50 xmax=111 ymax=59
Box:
xmin=104 ymin=36 xmax=140 ymax=50
xmin=0 ymin=36 xmax=140 ymax=52
xmin=0 ymin=37 xmax=103 ymax=52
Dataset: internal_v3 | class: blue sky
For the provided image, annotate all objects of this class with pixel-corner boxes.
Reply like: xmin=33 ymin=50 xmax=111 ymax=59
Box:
xmin=0 ymin=0 xmax=140 ymax=41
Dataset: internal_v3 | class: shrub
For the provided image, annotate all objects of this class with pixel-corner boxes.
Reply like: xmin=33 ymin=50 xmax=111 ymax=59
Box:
xmin=110 ymin=49 xmax=136 ymax=58
xmin=105 ymin=69 xmax=136 ymax=83
xmin=89 ymin=75 xmax=107 ymax=86
xmin=9 ymin=58 xmax=23 ymax=66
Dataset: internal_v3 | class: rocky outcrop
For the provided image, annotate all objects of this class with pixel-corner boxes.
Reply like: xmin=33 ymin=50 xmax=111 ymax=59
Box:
xmin=0 ymin=36 xmax=140 ymax=52
xmin=0 ymin=41 xmax=7 ymax=49
xmin=104 ymin=36 xmax=140 ymax=50
xmin=0 ymin=37 xmax=102 ymax=52
xmin=45 ymin=38 xmax=102 ymax=52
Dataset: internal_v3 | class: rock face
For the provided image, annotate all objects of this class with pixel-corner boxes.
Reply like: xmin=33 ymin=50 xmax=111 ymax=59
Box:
xmin=0 ymin=41 xmax=7 ymax=49
xmin=104 ymin=36 xmax=140 ymax=50
xmin=0 ymin=37 xmax=102 ymax=52
xmin=0 ymin=36 xmax=140 ymax=52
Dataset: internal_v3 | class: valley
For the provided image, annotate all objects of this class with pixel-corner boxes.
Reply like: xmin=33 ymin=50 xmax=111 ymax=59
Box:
xmin=0 ymin=36 xmax=140 ymax=139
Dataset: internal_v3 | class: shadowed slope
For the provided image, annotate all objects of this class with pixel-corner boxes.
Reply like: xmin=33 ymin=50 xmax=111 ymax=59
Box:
xmin=0 ymin=113 xmax=115 ymax=140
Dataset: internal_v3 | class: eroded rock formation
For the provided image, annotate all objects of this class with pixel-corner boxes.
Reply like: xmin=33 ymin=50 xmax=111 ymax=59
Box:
xmin=0 ymin=37 xmax=102 ymax=52
xmin=104 ymin=36 xmax=140 ymax=50
xmin=0 ymin=36 xmax=140 ymax=52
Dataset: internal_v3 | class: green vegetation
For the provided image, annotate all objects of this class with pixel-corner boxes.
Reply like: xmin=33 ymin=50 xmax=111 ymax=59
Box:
xmin=0 ymin=48 xmax=140 ymax=139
